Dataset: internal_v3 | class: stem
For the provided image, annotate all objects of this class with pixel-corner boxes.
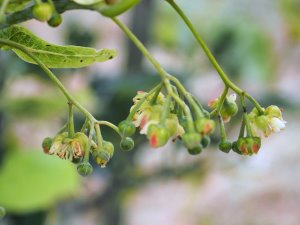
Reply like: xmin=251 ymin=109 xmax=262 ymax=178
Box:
xmin=0 ymin=39 xmax=96 ymax=123
xmin=160 ymin=95 xmax=171 ymax=124
xmin=112 ymin=17 xmax=167 ymax=80
xmin=0 ymin=0 xmax=9 ymax=22
xmin=84 ymin=122 xmax=94 ymax=162
xmin=68 ymin=102 xmax=75 ymax=138
xmin=210 ymin=87 xmax=229 ymax=117
xmin=165 ymin=0 xmax=265 ymax=114
xmin=168 ymin=75 xmax=204 ymax=118
xmin=97 ymin=120 xmax=121 ymax=137
xmin=111 ymin=17 xmax=195 ymax=132
xmin=218 ymin=114 xmax=227 ymax=141
xmin=95 ymin=123 xmax=103 ymax=149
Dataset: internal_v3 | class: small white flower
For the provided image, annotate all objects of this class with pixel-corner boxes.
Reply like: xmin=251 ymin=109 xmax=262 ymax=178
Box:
xmin=269 ymin=117 xmax=286 ymax=133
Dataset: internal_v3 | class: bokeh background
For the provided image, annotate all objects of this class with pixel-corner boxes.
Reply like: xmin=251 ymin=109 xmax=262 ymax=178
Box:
xmin=1 ymin=0 xmax=300 ymax=224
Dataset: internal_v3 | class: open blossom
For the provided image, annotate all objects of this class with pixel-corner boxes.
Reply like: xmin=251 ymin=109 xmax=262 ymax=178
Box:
xmin=249 ymin=105 xmax=286 ymax=137
xmin=131 ymin=91 xmax=184 ymax=139
xmin=208 ymin=93 xmax=238 ymax=122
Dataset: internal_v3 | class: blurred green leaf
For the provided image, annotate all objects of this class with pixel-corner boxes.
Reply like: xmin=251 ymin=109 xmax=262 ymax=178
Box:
xmin=0 ymin=0 xmax=31 ymax=13
xmin=0 ymin=151 xmax=79 ymax=213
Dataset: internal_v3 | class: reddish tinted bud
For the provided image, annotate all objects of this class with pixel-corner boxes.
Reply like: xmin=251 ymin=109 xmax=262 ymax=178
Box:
xmin=195 ymin=118 xmax=215 ymax=135
xmin=147 ymin=124 xmax=170 ymax=148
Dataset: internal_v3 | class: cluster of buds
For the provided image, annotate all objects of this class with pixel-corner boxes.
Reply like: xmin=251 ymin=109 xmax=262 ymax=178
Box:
xmin=43 ymin=132 xmax=88 ymax=162
xmin=125 ymin=88 xmax=216 ymax=155
xmin=209 ymin=92 xmax=286 ymax=156
xmin=41 ymin=87 xmax=286 ymax=176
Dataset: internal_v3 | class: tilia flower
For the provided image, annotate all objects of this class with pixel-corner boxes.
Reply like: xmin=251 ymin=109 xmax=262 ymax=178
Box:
xmin=249 ymin=105 xmax=286 ymax=137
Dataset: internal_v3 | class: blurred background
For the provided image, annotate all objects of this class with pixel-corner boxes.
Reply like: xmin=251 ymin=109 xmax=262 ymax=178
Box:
xmin=0 ymin=0 xmax=300 ymax=224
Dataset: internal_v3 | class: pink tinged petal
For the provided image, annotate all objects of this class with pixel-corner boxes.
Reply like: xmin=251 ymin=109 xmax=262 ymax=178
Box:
xmin=270 ymin=118 xmax=286 ymax=132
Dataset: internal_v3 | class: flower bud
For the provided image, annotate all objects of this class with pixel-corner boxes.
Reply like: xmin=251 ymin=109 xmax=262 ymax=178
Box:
xmin=201 ymin=135 xmax=211 ymax=148
xmin=182 ymin=132 xmax=201 ymax=149
xmin=92 ymin=151 xmax=111 ymax=168
xmin=195 ymin=118 xmax=215 ymax=135
xmin=32 ymin=3 xmax=53 ymax=22
xmin=42 ymin=137 xmax=53 ymax=154
xmin=265 ymin=105 xmax=282 ymax=118
xmin=220 ymin=94 xmax=238 ymax=122
xmin=120 ymin=137 xmax=135 ymax=151
xmin=187 ymin=145 xmax=203 ymax=155
xmin=237 ymin=137 xmax=261 ymax=155
xmin=118 ymin=120 xmax=136 ymax=137
xmin=218 ymin=140 xmax=232 ymax=153
xmin=47 ymin=13 xmax=62 ymax=27
xmin=77 ymin=162 xmax=93 ymax=176
xmin=147 ymin=124 xmax=170 ymax=148
xmin=231 ymin=141 xmax=242 ymax=155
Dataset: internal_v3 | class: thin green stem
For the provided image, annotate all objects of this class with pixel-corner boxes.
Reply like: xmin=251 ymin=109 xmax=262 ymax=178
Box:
xmin=165 ymin=0 xmax=265 ymax=115
xmin=112 ymin=17 xmax=167 ymax=80
xmin=210 ymin=87 xmax=229 ymax=117
xmin=95 ymin=123 xmax=103 ymax=149
xmin=68 ymin=102 xmax=75 ymax=138
xmin=0 ymin=0 xmax=9 ymax=22
xmin=0 ymin=39 xmax=96 ymax=123
xmin=97 ymin=120 xmax=121 ymax=137
xmin=160 ymin=95 xmax=171 ymax=124
xmin=168 ymin=75 xmax=204 ymax=118
xmin=218 ymin=114 xmax=227 ymax=141
xmin=111 ymin=17 xmax=195 ymax=132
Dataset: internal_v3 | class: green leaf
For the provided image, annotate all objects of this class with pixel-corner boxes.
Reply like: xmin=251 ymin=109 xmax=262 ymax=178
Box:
xmin=0 ymin=25 xmax=117 ymax=68
xmin=0 ymin=151 xmax=79 ymax=213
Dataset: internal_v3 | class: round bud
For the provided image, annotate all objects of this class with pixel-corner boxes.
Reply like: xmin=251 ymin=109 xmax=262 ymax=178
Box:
xmin=195 ymin=118 xmax=216 ymax=135
xmin=201 ymin=135 xmax=211 ymax=148
xmin=32 ymin=3 xmax=53 ymax=22
xmin=231 ymin=141 xmax=242 ymax=155
xmin=42 ymin=137 xmax=53 ymax=154
xmin=147 ymin=124 xmax=170 ymax=148
xmin=265 ymin=105 xmax=281 ymax=118
xmin=77 ymin=162 xmax=93 ymax=176
xmin=182 ymin=132 xmax=201 ymax=149
xmin=218 ymin=140 xmax=232 ymax=153
xmin=220 ymin=96 xmax=238 ymax=122
xmin=188 ymin=145 xmax=203 ymax=155
xmin=118 ymin=120 xmax=136 ymax=137
xmin=0 ymin=206 xmax=5 ymax=219
xmin=120 ymin=137 xmax=134 ymax=151
xmin=47 ymin=13 xmax=62 ymax=27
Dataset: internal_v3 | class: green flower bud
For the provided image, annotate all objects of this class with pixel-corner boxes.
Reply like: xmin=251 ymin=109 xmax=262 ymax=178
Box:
xmin=47 ymin=13 xmax=62 ymax=27
xmin=231 ymin=141 xmax=242 ymax=155
xmin=220 ymin=94 xmax=238 ymax=122
xmin=0 ymin=206 xmax=5 ymax=219
xmin=187 ymin=145 xmax=203 ymax=155
xmin=195 ymin=118 xmax=215 ymax=135
xmin=147 ymin=124 xmax=170 ymax=148
xmin=265 ymin=105 xmax=282 ymax=118
xmin=92 ymin=150 xmax=111 ymax=167
xmin=77 ymin=162 xmax=93 ymax=176
xmin=120 ymin=137 xmax=135 ymax=151
xmin=237 ymin=137 xmax=261 ymax=155
xmin=218 ymin=140 xmax=232 ymax=153
xmin=42 ymin=137 xmax=53 ymax=154
xmin=201 ymin=135 xmax=211 ymax=148
xmin=118 ymin=120 xmax=136 ymax=137
xmin=32 ymin=3 xmax=53 ymax=22
xmin=182 ymin=132 xmax=201 ymax=149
